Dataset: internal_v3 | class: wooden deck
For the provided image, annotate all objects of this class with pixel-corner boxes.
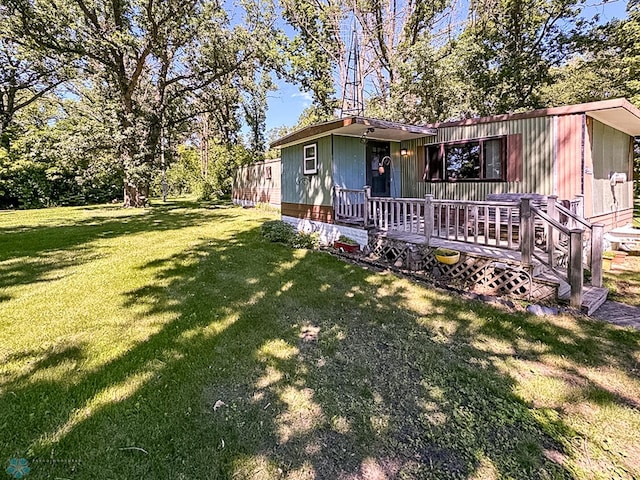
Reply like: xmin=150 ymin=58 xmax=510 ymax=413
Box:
xmin=379 ymin=229 xmax=535 ymax=267
xmin=375 ymin=229 xmax=608 ymax=315
xmin=336 ymin=190 xmax=605 ymax=311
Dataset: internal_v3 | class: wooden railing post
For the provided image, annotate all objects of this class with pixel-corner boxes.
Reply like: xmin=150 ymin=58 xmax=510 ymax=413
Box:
xmin=575 ymin=194 xmax=585 ymax=217
xmin=424 ymin=194 xmax=434 ymax=240
xmin=520 ymin=198 xmax=534 ymax=266
xmin=547 ymin=195 xmax=558 ymax=267
xmin=334 ymin=186 xmax=342 ymax=220
xmin=591 ymin=224 xmax=604 ymax=288
xmin=569 ymin=228 xmax=584 ymax=309
xmin=363 ymin=186 xmax=371 ymax=227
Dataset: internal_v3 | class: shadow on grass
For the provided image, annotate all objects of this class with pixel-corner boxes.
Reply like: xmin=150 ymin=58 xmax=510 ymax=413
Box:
xmin=604 ymin=256 xmax=640 ymax=307
xmin=1 ymin=216 xmax=639 ymax=478
xmin=0 ymin=200 xmax=239 ymax=300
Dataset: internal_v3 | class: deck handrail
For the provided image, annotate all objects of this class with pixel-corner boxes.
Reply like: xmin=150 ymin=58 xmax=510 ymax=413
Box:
xmin=334 ymin=186 xmax=369 ymax=225
xmin=549 ymin=196 xmax=604 ymax=288
xmin=530 ymin=200 xmax=585 ymax=308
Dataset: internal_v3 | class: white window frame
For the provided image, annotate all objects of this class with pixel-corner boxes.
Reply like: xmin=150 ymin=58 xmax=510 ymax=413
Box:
xmin=303 ymin=143 xmax=318 ymax=175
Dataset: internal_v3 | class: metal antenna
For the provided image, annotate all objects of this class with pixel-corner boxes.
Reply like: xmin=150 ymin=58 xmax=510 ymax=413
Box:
xmin=340 ymin=18 xmax=364 ymax=117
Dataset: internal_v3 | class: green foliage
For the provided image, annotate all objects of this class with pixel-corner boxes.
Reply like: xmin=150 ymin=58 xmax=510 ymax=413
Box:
xmin=337 ymin=235 xmax=357 ymax=245
xmin=0 ymin=98 xmax=122 ymax=209
xmin=261 ymin=220 xmax=319 ymax=249
xmin=152 ymin=145 xmax=201 ymax=197
xmin=261 ymin=220 xmax=297 ymax=244
xmin=290 ymin=231 xmax=320 ymax=249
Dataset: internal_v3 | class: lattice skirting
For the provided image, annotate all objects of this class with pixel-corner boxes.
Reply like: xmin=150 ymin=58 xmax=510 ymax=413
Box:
xmin=367 ymin=236 xmax=557 ymax=302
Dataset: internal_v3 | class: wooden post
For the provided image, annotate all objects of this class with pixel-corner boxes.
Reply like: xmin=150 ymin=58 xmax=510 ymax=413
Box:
xmin=575 ymin=194 xmax=585 ymax=217
xmin=424 ymin=194 xmax=434 ymax=240
xmin=547 ymin=195 xmax=558 ymax=267
xmin=334 ymin=186 xmax=341 ymax=221
xmin=520 ymin=198 xmax=534 ymax=266
xmin=591 ymin=224 xmax=604 ymax=288
xmin=363 ymin=186 xmax=371 ymax=227
xmin=569 ymin=228 xmax=584 ymax=309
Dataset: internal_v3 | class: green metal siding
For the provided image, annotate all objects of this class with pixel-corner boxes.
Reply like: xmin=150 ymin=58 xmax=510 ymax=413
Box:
xmin=590 ymin=119 xmax=633 ymax=217
xmin=282 ymin=134 xmax=402 ymax=206
xmin=281 ymin=136 xmax=333 ymax=206
xmin=332 ymin=135 xmax=366 ymax=190
xmin=401 ymin=117 xmax=554 ymax=200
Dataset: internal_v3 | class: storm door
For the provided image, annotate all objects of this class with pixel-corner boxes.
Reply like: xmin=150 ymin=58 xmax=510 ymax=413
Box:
xmin=366 ymin=141 xmax=391 ymax=197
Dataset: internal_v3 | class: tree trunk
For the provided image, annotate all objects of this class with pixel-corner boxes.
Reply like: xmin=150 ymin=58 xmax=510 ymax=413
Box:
xmin=123 ymin=183 xmax=149 ymax=208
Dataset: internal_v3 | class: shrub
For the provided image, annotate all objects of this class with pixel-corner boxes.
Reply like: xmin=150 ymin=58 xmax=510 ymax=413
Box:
xmin=261 ymin=220 xmax=296 ymax=244
xmin=291 ymin=231 xmax=320 ymax=249
xmin=261 ymin=220 xmax=319 ymax=249
xmin=337 ymin=235 xmax=358 ymax=246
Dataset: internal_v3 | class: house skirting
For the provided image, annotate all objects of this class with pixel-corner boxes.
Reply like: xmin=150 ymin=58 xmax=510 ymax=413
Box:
xmin=588 ymin=207 xmax=634 ymax=232
xmin=282 ymin=215 xmax=370 ymax=248
xmin=367 ymin=234 xmax=559 ymax=303
xmin=281 ymin=202 xmax=334 ymax=223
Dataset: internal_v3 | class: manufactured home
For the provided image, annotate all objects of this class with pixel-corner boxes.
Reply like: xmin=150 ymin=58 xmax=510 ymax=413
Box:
xmin=271 ymin=98 xmax=638 ymax=238
xmin=263 ymin=98 xmax=640 ymax=313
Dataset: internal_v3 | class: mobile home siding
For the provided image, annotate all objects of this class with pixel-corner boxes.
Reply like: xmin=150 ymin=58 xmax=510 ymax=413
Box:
xmin=281 ymin=136 xmax=333 ymax=206
xmin=589 ymin=119 xmax=634 ymax=225
xmin=232 ymin=159 xmax=281 ymax=207
xmin=402 ymin=117 xmax=554 ymax=201
xmin=555 ymin=114 xmax=583 ymax=201
xmin=332 ymin=135 xmax=366 ymax=190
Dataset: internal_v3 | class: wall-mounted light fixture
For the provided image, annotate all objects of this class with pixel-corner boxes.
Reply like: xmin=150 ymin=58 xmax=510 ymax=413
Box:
xmin=400 ymin=148 xmax=408 ymax=156
xmin=360 ymin=127 xmax=375 ymax=144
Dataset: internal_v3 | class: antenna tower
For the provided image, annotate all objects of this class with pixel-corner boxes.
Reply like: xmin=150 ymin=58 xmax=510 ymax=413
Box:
xmin=340 ymin=21 xmax=364 ymax=117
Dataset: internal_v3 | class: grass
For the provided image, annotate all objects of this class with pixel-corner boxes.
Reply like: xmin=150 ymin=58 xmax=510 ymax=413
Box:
xmin=604 ymin=198 xmax=640 ymax=306
xmin=604 ymin=255 xmax=640 ymax=307
xmin=1 ymin=200 xmax=640 ymax=479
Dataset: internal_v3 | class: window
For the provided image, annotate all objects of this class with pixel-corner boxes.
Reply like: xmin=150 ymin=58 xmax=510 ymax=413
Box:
xmin=424 ymin=137 xmax=505 ymax=181
xmin=303 ymin=143 xmax=317 ymax=174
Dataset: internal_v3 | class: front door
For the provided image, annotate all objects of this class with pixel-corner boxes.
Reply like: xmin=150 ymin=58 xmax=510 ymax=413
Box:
xmin=366 ymin=141 xmax=391 ymax=197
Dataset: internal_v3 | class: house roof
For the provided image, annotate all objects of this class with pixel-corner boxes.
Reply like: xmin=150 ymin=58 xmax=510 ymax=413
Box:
xmin=430 ymin=98 xmax=640 ymax=136
xmin=269 ymin=116 xmax=437 ymax=148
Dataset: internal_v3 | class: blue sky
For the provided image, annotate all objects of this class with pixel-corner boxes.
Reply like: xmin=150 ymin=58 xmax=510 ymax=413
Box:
xmin=264 ymin=0 xmax=630 ymax=133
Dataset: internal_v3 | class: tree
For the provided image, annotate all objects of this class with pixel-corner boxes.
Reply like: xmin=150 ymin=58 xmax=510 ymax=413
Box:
xmin=454 ymin=0 xmax=584 ymax=116
xmin=6 ymin=0 xmax=276 ymax=206
xmin=0 ymin=7 xmax=68 ymax=152
xmin=281 ymin=0 xmax=455 ymax=121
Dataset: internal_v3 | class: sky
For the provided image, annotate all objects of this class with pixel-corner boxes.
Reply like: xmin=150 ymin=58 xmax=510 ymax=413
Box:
xmin=263 ymin=0 xmax=630 ymax=134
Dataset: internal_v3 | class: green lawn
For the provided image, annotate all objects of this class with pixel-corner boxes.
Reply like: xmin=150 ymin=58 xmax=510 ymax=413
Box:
xmin=1 ymin=201 xmax=640 ymax=479
xmin=604 ymin=198 xmax=640 ymax=306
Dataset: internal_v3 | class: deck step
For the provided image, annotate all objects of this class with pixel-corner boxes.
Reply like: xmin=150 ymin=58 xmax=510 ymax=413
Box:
xmin=533 ymin=271 xmax=607 ymax=315
xmin=557 ymin=285 xmax=609 ymax=315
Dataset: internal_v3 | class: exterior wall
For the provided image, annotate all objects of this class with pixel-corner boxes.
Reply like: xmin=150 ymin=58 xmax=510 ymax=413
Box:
xmin=282 ymin=215 xmax=370 ymax=248
xmin=587 ymin=119 xmax=634 ymax=228
xmin=280 ymin=134 xmax=402 ymax=217
xmin=402 ymin=116 xmax=554 ymax=201
xmin=331 ymin=135 xmax=402 ymax=196
xmin=555 ymin=114 xmax=583 ymax=201
xmin=332 ymin=135 xmax=366 ymax=190
xmin=281 ymin=136 xmax=333 ymax=206
xmin=232 ymin=158 xmax=281 ymax=207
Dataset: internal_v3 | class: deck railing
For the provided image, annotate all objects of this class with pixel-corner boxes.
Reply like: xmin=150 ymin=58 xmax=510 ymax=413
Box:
xmin=368 ymin=196 xmax=428 ymax=234
xmin=333 ymin=187 xmax=603 ymax=309
xmin=431 ymin=199 xmax=521 ymax=249
xmin=334 ymin=187 xmax=368 ymax=225
xmin=531 ymin=196 xmax=604 ymax=291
